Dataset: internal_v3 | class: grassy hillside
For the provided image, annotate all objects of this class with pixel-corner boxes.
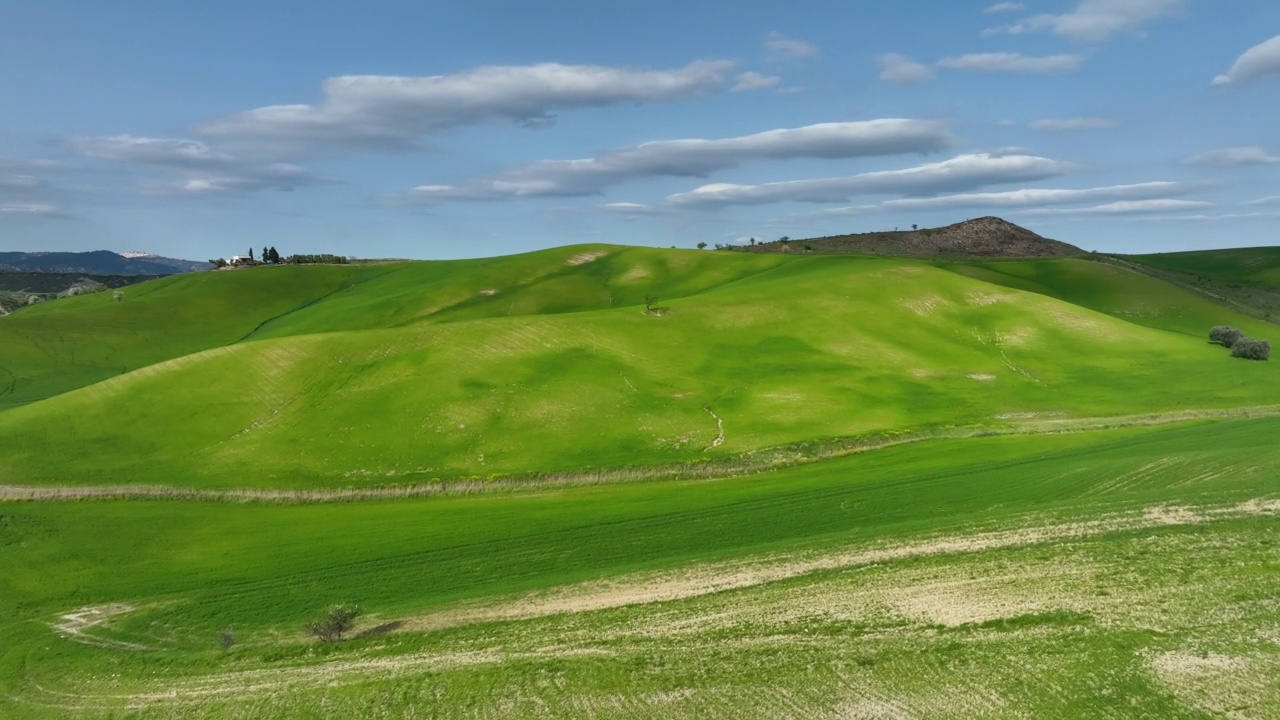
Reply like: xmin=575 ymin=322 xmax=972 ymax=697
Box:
xmin=1112 ymin=247 xmax=1280 ymax=322
xmin=937 ymin=257 xmax=1277 ymax=337
xmin=2 ymin=243 xmax=1279 ymax=718
xmin=2 ymin=416 xmax=1277 ymax=718
xmin=1122 ymin=246 xmax=1280 ymax=287
xmin=0 ymin=247 xmax=787 ymax=409
xmin=0 ymin=251 xmax=1276 ymax=487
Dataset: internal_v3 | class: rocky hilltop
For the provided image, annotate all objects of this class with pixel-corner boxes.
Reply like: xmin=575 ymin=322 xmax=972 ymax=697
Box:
xmin=743 ymin=217 xmax=1084 ymax=258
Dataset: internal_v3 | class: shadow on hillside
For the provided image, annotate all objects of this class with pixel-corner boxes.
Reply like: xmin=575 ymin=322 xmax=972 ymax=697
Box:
xmin=355 ymin=620 xmax=405 ymax=638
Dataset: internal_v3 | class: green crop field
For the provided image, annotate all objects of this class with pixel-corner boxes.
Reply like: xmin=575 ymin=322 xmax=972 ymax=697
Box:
xmin=1122 ymin=247 xmax=1280 ymax=289
xmin=1 ymin=246 xmax=1277 ymax=718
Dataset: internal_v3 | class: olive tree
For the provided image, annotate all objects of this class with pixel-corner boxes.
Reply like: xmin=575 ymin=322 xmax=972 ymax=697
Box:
xmin=1209 ymin=326 xmax=1245 ymax=347
xmin=306 ymin=604 xmax=362 ymax=642
xmin=1232 ymin=338 xmax=1271 ymax=361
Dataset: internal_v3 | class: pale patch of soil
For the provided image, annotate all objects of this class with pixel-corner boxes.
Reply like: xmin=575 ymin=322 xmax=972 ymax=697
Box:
xmin=478 ymin=288 xmax=499 ymax=296
xmin=619 ymin=266 xmax=652 ymax=282
xmin=967 ymin=373 xmax=997 ymax=382
xmin=966 ymin=291 xmax=1016 ymax=307
xmin=1148 ymin=651 xmax=1279 ymax=720
xmin=899 ymin=294 xmax=953 ymax=316
xmin=566 ymin=250 xmax=607 ymax=266
xmin=833 ymin=698 xmax=917 ymax=719
xmin=51 ymin=604 xmax=147 ymax=650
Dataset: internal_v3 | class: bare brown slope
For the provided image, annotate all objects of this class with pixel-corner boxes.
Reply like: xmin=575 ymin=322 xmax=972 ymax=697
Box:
xmin=738 ymin=217 xmax=1084 ymax=258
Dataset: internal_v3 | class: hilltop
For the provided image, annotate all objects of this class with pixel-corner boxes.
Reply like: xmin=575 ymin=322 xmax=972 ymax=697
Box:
xmin=740 ymin=216 xmax=1085 ymax=258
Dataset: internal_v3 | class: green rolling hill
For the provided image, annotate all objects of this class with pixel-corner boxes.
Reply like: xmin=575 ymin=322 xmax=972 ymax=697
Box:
xmin=1 ymin=242 xmax=1278 ymax=719
xmin=0 ymin=247 xmax=1275 ymax=488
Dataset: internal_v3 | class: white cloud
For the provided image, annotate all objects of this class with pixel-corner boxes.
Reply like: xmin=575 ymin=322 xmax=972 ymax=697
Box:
xmin=1213 ymin=35 xmax=1280 ymax=85
xmin=1129 ymin=211 xmax=1280 ymax=222
xmin=70 ymin=136 xmax=234 ymax=166
xmin=1185 ymin=147 xmax=1280 ymax=167
xmin=198 ymin=61 xmax=734 ymax=152
xmin=67 ymin=135 xmax=333 ymax=194
xmin=1244 ymin=195 xmax=1280 ymax=206
xmin=0 ymin=174 xmax=42 ymax=190
xmin=937 ymin=53 xmax=1085 ymax=73
xmin=665 ymin=152 xmax=1075 ymax=207
xmin=1030 ymin=117 xmax=1117 ymax=130
xmin=0 ymin=202 xmax=69 ymax=219
xmin=600 ymin=202 xmax=662 ymax=216
xmin=0 ymin=157 xmax=70 ymax=218
xmin=801 ymin=181 xmax=1190 ymax=218
xmin=1022 ymin=199 xmax=1210 ymax=215
xmin=731 ymin=72 xmax=781 ymax=92
xmin=392 ymin=119 xmax=954 ymax=202
xmin=0 ymin=158 xmax=66 ymax=172
xmin=985 ymin=2 xmax=1027 ymax=13
xmin=764 ymin=32 xmax=819 ymax=59
xmin=985 ymin=0 xmax=1186 ymax=42
xmin=877 ymin=54 xmax=934 ymax=84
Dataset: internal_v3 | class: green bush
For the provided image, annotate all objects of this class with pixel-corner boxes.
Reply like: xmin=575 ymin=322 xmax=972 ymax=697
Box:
xmin=1231 ymin=338 xmax=1271 ymax=361
xmin=1209 ymin=325 xmax=1244 ymax=347
xmin=306 ymin=603 xmax=362 ymax=642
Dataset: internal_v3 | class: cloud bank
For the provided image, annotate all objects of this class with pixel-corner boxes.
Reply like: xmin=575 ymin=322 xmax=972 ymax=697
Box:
xmin=394 ymin=119 xmax=954 ymax=202
xmin=937 ymin=53 xmax=1085 ymax=73
xmin=1185 ymin=147 xmax=1279 ymax=167
xmin=665 ymin=153 xmax=1076 ymax=207
xmin=198 ymin=61 xmax=734 ymax=152
xmin=68 ymin=135 xmax=332 ymax=194
xmin=878 ymin=54 xmax=934 ymax=84
xmin=985 ymin=0 xmax=1187 ymax=42
xmin=1213 ymin=35 xmax=1280 ymax=85
xmin=764 ymin=32 xmax=819 ymax=59
xmin=1030 ymin=117 xmax=1118 ymax=131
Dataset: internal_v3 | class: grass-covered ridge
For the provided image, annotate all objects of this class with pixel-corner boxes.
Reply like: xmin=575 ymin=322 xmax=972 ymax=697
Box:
xmin=1 ymin=249 xmax=1276 ymax=487
xmin=2 ymin=242 xmax=1280 ymax=718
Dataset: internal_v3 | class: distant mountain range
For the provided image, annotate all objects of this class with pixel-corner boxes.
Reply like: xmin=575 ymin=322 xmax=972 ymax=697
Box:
xmin=0 ymin=250 xmax=205 ymax=275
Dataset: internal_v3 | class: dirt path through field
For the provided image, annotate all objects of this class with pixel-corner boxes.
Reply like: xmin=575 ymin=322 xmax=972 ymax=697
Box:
xmin=400 ymin=497 xmax=1280 ymax=632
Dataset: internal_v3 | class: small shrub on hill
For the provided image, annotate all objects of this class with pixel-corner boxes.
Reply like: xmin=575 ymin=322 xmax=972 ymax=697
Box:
xmin=306 ymin=603 xmax=361 ymax=642
xmin=1209 ymin=325 xmax=1244 ymax=347
xmin=1232 ymin=338 xmax=1271 ymax=361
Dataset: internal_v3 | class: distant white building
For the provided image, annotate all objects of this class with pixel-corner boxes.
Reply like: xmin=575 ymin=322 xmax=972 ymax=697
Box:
xmin=229 ymin=255 xmax=256 ymax=267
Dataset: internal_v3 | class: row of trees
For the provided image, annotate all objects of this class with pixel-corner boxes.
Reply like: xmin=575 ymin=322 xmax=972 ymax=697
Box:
xmin=1209 ymin=326 xmax=1271 ymax=360
xmin=208 ymin=249 xmax=352 ymax=269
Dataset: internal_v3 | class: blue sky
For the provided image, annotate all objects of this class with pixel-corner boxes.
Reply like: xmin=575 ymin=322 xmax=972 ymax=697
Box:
xmin=1 ymin=0 xmax=1278 ymax=259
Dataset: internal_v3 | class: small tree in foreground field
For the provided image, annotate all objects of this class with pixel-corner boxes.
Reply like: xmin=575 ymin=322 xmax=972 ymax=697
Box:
xmin=1209 ymin=326 xmax=1245 ymax=347
xmin=306 ymin=604 xmax=362 ymax=642
xmin=218 ymin=627 xmax=236 ymax=651
xmin=1232 ymin=338 xmax=1271 ymax=361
